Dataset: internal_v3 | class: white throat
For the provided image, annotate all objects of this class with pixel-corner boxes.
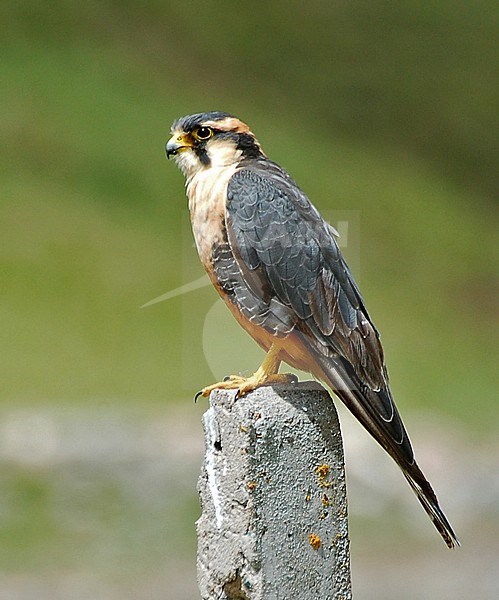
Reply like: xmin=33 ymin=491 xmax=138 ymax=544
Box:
xmin=174 ymin=150 xmax=203 ymax=179
xmin=173 ymin=139 xmax=243 ymax=181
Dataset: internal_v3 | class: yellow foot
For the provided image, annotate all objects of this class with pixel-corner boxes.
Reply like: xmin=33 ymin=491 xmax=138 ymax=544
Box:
xmin=195 ymin=372 xmax=298 ymax=401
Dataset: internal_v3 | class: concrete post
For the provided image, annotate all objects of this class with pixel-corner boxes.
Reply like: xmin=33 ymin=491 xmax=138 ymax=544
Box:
xmin=196 ymin=382 xmax=351 ymax=600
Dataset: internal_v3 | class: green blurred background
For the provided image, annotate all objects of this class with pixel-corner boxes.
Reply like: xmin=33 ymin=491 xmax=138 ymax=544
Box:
xmin=1 ymin=1 xmax=498 ymax=598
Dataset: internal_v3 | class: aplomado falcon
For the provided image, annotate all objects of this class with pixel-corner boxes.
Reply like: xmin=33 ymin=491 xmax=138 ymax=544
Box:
xmin=165 ymin=111 xmax=459 ymax=548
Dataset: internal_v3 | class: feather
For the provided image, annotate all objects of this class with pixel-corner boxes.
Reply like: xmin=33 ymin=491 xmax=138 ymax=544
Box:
xmin=222 ymin=159 xmax=458 ymax=548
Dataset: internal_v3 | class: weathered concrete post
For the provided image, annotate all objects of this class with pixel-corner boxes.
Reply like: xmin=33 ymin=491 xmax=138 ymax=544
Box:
xmin=196 ymin=382 xmax=352 ymax=600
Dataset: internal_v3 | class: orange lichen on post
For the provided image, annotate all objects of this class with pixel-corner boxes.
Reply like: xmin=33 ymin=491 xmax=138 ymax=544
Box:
xmin=316 ymin=464 xmax=329 ymax=478
xmin=308 ymin=533 xmax=322 ymax=550
xmin=316 ymin=463 xmax=333 ymax=488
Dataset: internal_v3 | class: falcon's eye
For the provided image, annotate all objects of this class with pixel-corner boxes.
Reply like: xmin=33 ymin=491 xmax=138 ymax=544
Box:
xmin=193 ymin=126 xmax=213 ymax=141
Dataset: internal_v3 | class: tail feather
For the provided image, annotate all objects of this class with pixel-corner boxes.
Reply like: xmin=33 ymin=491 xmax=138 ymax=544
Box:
xmin=313 ymin=351 xmax=459 ymax=548
xmin=404 ymin=470 xmax=460 ymax=549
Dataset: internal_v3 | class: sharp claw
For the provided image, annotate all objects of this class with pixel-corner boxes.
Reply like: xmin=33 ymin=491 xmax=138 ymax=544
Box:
xmin=223 ymin=376 xmax=231 ymax=382
xmin=194 ymin=390 xmax=204 ymax=403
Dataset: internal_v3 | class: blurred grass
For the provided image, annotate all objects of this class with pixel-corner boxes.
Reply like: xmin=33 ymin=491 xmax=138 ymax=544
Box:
xmin=0 ymin=2 xmax=498 ymax=595
xmin=0 ymin=405 xmax=203 ymax=592
xmin=0 ymin=465 xmax=199 ymax=572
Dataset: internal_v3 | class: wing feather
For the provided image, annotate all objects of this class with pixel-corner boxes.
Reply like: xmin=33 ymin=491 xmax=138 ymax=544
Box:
xmin=226 ymin=163 xmax=385 ymax=388
xmin=225 ymin=162 xmax=416 ymax=460
xmin=221 ymin=159 xmax=458 ymax=548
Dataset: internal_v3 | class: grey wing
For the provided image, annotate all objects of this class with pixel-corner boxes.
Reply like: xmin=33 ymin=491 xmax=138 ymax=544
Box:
xmin=210 ymin=239 xmax=297 ymax=337
xmin=225 ymin=163 xmax=413 ymax=461
xmin=223 ymin=164 xmax=459 ymax=548
xmin=226 ymin=164 xmax=385 ymax=385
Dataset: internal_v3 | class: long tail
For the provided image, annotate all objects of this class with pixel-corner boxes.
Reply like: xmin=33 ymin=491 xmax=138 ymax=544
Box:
xmin=314 ymin=353 xmax=460 ymax=548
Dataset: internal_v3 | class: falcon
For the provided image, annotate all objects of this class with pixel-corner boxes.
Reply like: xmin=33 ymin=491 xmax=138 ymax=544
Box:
xmin=165 ymin=111 xmax=459 ymax=548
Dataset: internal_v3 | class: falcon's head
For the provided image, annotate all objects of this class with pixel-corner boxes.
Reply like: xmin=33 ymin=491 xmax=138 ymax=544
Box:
xmin=166 ymin=111 xmax=263 ymax=178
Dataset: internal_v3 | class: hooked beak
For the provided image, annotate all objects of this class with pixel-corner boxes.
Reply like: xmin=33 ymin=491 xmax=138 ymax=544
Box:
xmin=165 ymin=133 xmax=192 ymax=159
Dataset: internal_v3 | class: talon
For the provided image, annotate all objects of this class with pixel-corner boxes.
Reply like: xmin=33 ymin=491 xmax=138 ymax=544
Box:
xmin=194 ymin=390 xmax=204 ymax=403
xmin=193 ymin=345 xmax=292 ymax=402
